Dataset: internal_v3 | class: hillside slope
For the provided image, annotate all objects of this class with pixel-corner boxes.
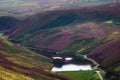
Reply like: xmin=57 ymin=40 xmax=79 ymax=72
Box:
xmin=9 ymin=3 xmax=120 ymax=53
xmin=0 ymin=0 xmax=111 ymax=18
xmin=88 ymin=39 xmax=120 ymax=79
xmin=0 ymin=35 xmax=72 ymax=80
xmin=0 ymin=16 xmax=20 ymax=31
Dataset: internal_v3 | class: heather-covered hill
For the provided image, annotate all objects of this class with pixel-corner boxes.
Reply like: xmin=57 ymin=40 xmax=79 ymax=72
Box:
xmin=0 ymin=35 xmax=72 ymax=80
xmin=9 ymin=3 xmax=120 ymax=53
xmin=88 ymin=39 xmax=120 ymax=79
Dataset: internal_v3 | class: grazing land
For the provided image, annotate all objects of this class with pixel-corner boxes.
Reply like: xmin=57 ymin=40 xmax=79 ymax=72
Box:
xmin=60 ymin=70 xmax=105 ymax=80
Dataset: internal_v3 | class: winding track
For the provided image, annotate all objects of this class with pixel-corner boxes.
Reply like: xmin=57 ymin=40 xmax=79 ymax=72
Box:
xmin=96 ymin=71 xmax=104 ymax=80
xmin=77 ymin=54 xmax=104 ymax=80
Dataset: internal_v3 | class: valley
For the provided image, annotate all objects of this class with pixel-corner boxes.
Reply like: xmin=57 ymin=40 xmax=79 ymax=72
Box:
xmin=0 ymin=34 xmax=104 ymax=80
xmin=0 ymin=1 xmax=120 ymax=80
xmin=14 ymin=45 xmax=105 ymax=80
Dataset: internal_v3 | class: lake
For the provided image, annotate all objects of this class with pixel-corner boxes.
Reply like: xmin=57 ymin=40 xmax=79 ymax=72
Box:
xmin=51 ymin=64 xmax=92 ymax=72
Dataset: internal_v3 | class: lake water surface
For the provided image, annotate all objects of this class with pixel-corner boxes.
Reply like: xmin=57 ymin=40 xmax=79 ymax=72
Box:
xmin=51 ymin=64 xmax=92 ymax=72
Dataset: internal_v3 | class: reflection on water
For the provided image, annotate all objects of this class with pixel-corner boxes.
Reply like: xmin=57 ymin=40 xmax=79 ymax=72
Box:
xmin=52 ymin=57 xmax=73 ymax=61
xmin=52 ymin=57 xmax=63 ymax=59
xmin=65 ymin=57 xmax=73 ymax=60
xmin=51 ymin=64 xmax=92 ymax=72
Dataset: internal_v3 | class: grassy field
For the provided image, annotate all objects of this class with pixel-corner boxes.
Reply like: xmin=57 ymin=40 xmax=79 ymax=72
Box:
xmin=60 ymin=70 xmax=103 ymax=80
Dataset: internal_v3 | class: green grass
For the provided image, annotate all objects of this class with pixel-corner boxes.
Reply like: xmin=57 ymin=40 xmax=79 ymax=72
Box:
xmin=104 ymin=20 xmax=113 ymax=24
xmin=60 ymin=70 xmax=102 ymax=80
xmin=104 ymin=20 xmax=120 ymax=25
xmin=2 ymin=43 xmax=52 ymax=64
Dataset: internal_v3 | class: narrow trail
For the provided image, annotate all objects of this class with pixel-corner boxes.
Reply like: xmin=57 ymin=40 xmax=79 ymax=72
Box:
xmin=77 ymin=54 xmax=104 ymax=80
xmin=77 ymin=54 xmax=99 ymax=69
xmin=96 ymin=71 xmax=104 ymax=80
